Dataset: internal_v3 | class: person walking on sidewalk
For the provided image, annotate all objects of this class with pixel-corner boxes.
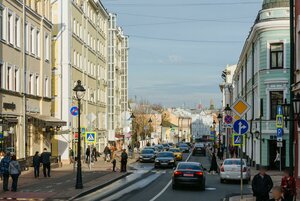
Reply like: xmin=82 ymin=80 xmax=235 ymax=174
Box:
xmin=33 ymin=151 xmax=40 ymax=178
xmin=120 ymin=149 xmax=128 ymax=172
xmin=69 ymin=148 xmax=74 ymax=164
xmin=281 ymin=169 xmax=296 ymax=201
xmin=269 ymin=186 xmax=286 ymax=201
xmin=274 ymin=150 xmax=280 ymax=170
xmin=9 ymin=155 xmax=21 ymax=192
xmin=0 ymin=152 xmax=11 ymax=191
xmin=252 ymin=166 xmax=273 ymax=201
xmin=41 ymin=148 xmax=51 ymax=177
xmin=209 ymin=152 xmax=218 ymax=174
xmin=103 ymin=145 xmax=111 ymax=162
xmin=85 ymin=146 xmax=91 ymax=163
xmin=111 ymin=152 xmax=117 ymax=172
xmin=92 ymin=147 xmax=97 ymax=162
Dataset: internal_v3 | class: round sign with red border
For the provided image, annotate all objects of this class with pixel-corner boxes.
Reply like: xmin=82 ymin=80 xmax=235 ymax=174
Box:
xmin=224 ymin=115 xmax=233 ymax=124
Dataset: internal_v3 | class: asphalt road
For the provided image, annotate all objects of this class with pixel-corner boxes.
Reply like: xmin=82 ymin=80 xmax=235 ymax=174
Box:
xmin=79 ymin=151 xmax=252 ymax=201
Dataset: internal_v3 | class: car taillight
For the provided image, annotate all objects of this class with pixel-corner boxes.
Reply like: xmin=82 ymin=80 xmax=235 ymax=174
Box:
xmin=243 ymin=167 xmax=247 ymax=172
xmin=220 ymin=166 xmax=225 ymax=172
xmin=174 ymin=171 xmax=182 ymax=176
xmin=195 ymin=171 xmax=203 ymax=176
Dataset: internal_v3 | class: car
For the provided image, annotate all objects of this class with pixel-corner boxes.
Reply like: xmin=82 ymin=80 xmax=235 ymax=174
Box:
xmin=168 ymin=142 xmax=174 ymax=147
xmin=192 ymin=143 xmax=206 ymax=156
xmin=179 ymin=144 xmax=189 ymax=153
xmin=144 ymin=146 xmax=159 ymax=154
xmin=162 ymin=144 xmax=170 ymax=151
xmin=139 ymin=149 xmax=156 ymax=162
xmin=172 ymin=162 xmax=206 ymax=190
xmin=154 ymin=144 xmax=164 ymax=152
xmin=154 ymin=151 xmax=176 ymax=168
xmin=169 ymin=148 xmax=183 ymax=161
xmin=220 ymin=159 xmax=251 ymax=184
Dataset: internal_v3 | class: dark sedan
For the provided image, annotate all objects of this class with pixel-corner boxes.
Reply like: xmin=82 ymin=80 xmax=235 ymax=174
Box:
xmin=139 ymin=149 xmax=156 ymax=162
xmin=162 ymin=144 xmax=170 ymax=151
xmin=179 ymin=144 xmax=189 ymax=153
xmin=192 ymin=144 xmax=206 ymax=156
xmin=154 ymin=152 xmax=176 ymax=168
xmin=172 ymin=162 xmax=206 ymax=190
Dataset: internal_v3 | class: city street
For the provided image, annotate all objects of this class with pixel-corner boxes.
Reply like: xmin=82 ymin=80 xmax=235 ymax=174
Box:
xmin=76 ymin=152 xmax=251 ymax=201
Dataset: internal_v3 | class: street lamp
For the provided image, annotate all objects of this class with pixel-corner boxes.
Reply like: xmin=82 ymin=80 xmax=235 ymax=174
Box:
xmin=217 ymin=113 xmax=222 ymax=153
xmin=293 ymin=93 xmax=300 ymax=127
xmin=130 ymin=113 xmax=136 ymax=144
xmin=224 ymin=104 xmax=232 ymax=158
xmin=160 ymin=122 xmax=163 ymax=143
xmin=73 ymin=80 xmax=85 ymax=189
xmin=213 ymin=120 xmax=216 ymax=148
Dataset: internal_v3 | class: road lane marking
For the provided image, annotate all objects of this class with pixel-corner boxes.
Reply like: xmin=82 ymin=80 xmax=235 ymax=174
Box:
xmin=149 ymin=151 xmax=193 ymax=201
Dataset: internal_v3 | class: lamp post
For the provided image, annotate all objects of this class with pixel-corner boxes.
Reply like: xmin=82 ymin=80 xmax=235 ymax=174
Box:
xmin=217 ymin=113 xmax=222 ymax=154
xmin=130 ymin=113 xmax=135 ymax=144
xmin=255 ymin=130 xmax=262 ymax=168
xmin=224 ymin=104 xmax=232 ymax=158
xmin=213 ymin=120 xmax=216 ymax=149
xmin=160 ymin=123 xmax=163 ymax=144
xmin=148 ymin=118 xmax=152 ymax=144
xmin=73 ymin=80 xmax=85 ymax=189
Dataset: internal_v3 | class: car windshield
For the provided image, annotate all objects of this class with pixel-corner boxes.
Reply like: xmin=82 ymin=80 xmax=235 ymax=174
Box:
xmin=170 ymin=149 xmax=180 ymax=152
xmin=142 ymin=149 xmax=154 ymax=154
xmin=179 ymin=144 xmax=188 ymax=147
xmin=224 ymin=160 xmax=245 ymax=165
xmin=162 ymin=144 xmax=169 ymax=147
xmin=178 ymin=163 xmax=201 ymax=170
xmin=157 ymin=152 xmax=173 ymax=157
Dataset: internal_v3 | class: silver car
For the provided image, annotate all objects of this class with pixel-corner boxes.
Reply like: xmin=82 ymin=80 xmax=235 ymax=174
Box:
xmin=220 ymin=159 xmax=251 ymax=183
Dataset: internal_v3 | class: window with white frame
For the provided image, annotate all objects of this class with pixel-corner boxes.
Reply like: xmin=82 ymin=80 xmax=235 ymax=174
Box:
xmin=0 ymin=6 xmax=3 ymax=40
xmin=7 ymin=66 xmax=12 ymax=90
xmin=14 ymin=68 xmax=19 ymax=92
xmin=45 ymin=77 xmax=49 ymax=97
xmin=77 ymin=53 xmax=79 ymax=67
xmin=29 ymin=73 xmax=33 ymax=94
xmin=45 ymin=33 xmax=49 ymax=61
xmin=73 ymin=19 xmax=76 ymax=34
xmin=73 ymin=50 xmax=76 ymax=66
xmin=15 ymin=16 xmax=20 ymax=47
xmin=36 ymin=29 xmax=40 ymax=57
xmin=35 ymin=75 xmax=40 ymax=96
xmin=7 ymin=11 xmax=13 ymax=45
xmin=25 ymin=22 xmax=29 ymax=52
xmin=0 ymin=63 xmax=3 ymax=88
xmin=30 ymin=26 xmax=35 ymax=54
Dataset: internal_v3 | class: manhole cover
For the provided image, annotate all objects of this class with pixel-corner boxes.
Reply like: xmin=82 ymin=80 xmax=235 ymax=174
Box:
xmin=205 ymin=187 xmax=216 ymax=191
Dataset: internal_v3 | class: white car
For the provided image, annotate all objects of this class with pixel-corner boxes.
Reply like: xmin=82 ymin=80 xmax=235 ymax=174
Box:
xmin=220 ymin=158 xmax=251 ymax=183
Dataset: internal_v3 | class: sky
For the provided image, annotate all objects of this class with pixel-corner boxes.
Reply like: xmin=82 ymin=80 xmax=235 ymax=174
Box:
xmin=102 ymin=0 xmax=263 ymax=108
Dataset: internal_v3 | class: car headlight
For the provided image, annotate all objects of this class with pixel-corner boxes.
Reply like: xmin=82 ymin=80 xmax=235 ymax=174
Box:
xmin=155 ymin=159 xmax=159 ymax=162
xmin=170 ymin=159 xmax=175 ymax=163
xmin=139 ymin=156 xmax=143 ymax=158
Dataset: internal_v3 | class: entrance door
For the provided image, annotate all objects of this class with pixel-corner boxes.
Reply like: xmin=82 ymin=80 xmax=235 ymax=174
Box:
xmin=269 ymin=140 xmax=286 ymax=170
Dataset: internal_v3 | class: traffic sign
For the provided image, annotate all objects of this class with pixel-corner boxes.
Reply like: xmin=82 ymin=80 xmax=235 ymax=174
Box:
xmin=276 ymin=115 xmax=284 ymax=128
xmin=277 ymin=141 xmax=283 ymax=147
xmin=0 ymin=132 xmax=3 ymax=139
xmin=232 ymin=134 xmax=244 ymax=146
xmin=277 ymin=105 xmax=283 ymax=115
xmin=277 ymin=128 xmax=283 ymax=142
xmin=224 ymin=115 xmax=233 ymax=124
xmin=231 ymin=98 xmax=251 ymax=117
xmin=70 ymin=106 xmax=79 ymax=116
xmin=233 ymin=119 xmax=249 ymax=135
xmin=85 ymin=132 xmax=96 ymax=143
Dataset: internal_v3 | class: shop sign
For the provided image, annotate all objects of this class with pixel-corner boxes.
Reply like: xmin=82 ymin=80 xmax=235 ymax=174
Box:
xmin=3 ymin=102 xmax=16 ymax=110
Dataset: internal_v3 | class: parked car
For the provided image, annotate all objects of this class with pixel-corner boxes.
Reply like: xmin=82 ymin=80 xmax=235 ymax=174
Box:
xmin=139 ymin=149 xmax=156 ymax=163
xmin=169 ymin=148 xmax=183 ymax=161
xmin=179 ymin=144 xmax=189 ymax=153
xmin=162 ymin=144 xmax=170 ymax=151
xmin=220 ymin=159 xmax=251 ymax=183
xmin=192 ymin=143 xmax=206 ymax=156
xmin=154 ymin=151 xmax=176 ymax=168
xmin=172 ymin=162 xmax=206 ymax=190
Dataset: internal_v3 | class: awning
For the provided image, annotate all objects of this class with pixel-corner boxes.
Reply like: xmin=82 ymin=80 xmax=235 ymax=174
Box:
xmin=27 ymin=113 xmax=66 ymax=127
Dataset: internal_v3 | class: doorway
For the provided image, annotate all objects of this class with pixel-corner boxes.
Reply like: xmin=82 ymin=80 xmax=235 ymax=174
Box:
xmin=268 ymin=140 xmax=286 ymax=170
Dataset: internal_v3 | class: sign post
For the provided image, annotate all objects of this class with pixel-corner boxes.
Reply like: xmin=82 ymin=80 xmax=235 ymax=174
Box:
xmin=276 ymin=106 xmax=283 ymax=172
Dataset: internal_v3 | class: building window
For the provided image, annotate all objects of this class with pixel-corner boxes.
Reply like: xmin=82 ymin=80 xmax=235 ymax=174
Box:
xmin=29 ymin=74 xmax=33 ymax=94
xmin=7 ymin=66 xmax=11 ymax=90
xmin=270 ymin=43 xmax=284 ymax=69
xmin=30 ymin=26 xmax=35 ymax=54
xmin=14 ymin=68 xmax=19 ymax=92
xmin=45 ymin=33 xmax=49 ymax=61
xmin=45 ymin=77 xmax=49 ymax=97
xmin=270 ymin=91 xmax=283 ymax=120
xmin=0 ymin=7 xmax=3 ymax=40
xmin=25 ymin=22 xmax=29 ymax=52
xmin=7 ymin=12 xmax=13 ymax=44
xmin=15 ymin=16 xmax=20 ymax=47
xmin=36 ymin=30 xmax=40 ymax=57
xmin=0 ymin=63 xmax=2 ymax=88
xmin=35 ymin=75 xmax=39 ymax=96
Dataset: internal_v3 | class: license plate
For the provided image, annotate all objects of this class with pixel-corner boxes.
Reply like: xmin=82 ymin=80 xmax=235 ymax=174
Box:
xmin=161 ymin=163 xmax=168 ymax=165
xmin=183 ymin=174 xmax=194 ymax=177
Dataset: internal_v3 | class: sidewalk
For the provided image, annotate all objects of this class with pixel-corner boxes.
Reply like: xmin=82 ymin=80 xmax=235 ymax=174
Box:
xmin=0 ymin=151 xmax=138 ymax=200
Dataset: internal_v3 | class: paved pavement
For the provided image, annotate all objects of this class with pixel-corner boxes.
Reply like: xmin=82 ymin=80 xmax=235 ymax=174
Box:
xmin=0 ymin=151 xmax=138 ymax=200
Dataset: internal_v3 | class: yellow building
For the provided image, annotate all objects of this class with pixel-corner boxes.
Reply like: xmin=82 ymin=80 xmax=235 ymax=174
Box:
xmin=51 ymin=0 xmax=109 ymax=162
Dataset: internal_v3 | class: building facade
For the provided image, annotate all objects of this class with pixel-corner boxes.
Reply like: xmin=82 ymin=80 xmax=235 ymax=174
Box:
xmin=232 ymin=0 xmax=290 ymax=169
xmin=107 ymin=13 xmax=129 ymax=147
xmin=51 ymin=0 xmax=109 ymax=162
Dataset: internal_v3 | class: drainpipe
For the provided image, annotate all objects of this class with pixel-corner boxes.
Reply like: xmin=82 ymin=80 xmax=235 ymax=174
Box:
xmin=22 ymin=0 xmax=27 ymax=159
xmin=250 ymin=42 xmax=255 ymax=166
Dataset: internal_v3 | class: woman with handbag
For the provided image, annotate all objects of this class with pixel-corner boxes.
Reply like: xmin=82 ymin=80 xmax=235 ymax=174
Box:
xmin=8 ymin=155 xmax=21 ymax=192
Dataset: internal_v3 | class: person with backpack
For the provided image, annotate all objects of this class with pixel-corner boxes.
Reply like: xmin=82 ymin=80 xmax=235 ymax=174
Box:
xmin=9 ymin=155 xmax=21 ymax=192
xmin=33 ymin=151 xmax=40 ymax=178
xmin=120 ymin=149 xmax=128 ymax=172
xmin=0 ymin=152 xmax=11 ymax=191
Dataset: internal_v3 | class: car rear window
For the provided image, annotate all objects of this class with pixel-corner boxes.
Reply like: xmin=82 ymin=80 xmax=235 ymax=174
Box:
xmin=142 ymin=149 xmax=154 ymax=154
xmin=178 ymin=163 xmax=201 ymax=170
xmin=224 ymin=160 xmax=245 ymax=165
xmin=157 ymin=152 xmax=173 ymax=157
xmin=170 ymin=149 xmax=180 ymax=152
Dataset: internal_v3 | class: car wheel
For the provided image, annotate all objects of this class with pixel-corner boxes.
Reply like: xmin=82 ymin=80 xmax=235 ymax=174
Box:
xmin=220 ymin=178 xmax=225 ymax=183
xmin=200 ymin=183 xmax=205 ymax=191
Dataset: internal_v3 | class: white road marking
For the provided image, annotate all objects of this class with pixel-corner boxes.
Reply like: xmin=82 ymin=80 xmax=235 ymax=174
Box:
xmin=149 ymin=151 xmax=193 ymax=201
xmin=205 ymin=187 xmax=216 ymax=191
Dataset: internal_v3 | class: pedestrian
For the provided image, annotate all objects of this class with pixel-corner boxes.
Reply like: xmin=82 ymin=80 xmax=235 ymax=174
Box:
xmin=69 ymin=148 xmax=74 ymax=164
xmin=111 ymin=152 xmax=117 ymax=172
xmin=33 ymin=151 xmax=40 ymax=178
xmin=103 ymin=145 xmax=110 ymax=162
xmin=0 ymin=152 xmax=11 ymax=191
xmin=252 ymin=166 xmax=273 ymax=201
xmin=146 ymin=141 xmax=150 ymax=146
xmin=0 ymin=151 xmax=4 ymax=181
xmin=92 ymin=147 xmax=97 ymax=162
xmin=209 ymin=152 xmax=218 ymax=174
xmin=40 ymin=148 xmax=51 ymax=178
xmin=281 ymin=168 xmax=296 ymax=201
xmin=85 ymin=146 xmax=90 ymax=163
xmin=274 ymin=150 xmax=280 ymax=170
xmin=269 ymin=186 xmax=286 ymax=201
xmin=120 ymin=149 xmax=128 ymax=172
xmin=9 ymin=155 xmax=21 ymax=192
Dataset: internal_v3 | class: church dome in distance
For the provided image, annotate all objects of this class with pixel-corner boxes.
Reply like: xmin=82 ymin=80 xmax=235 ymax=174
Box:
xmin=262 ymin=0 xmax=289 ymax=9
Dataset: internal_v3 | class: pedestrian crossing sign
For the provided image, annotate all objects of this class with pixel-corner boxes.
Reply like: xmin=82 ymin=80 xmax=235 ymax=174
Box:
xmin=85 ymin=132 xmax=96 ymax=143
xmin=232 ymin=134 xmax=244 ymax=147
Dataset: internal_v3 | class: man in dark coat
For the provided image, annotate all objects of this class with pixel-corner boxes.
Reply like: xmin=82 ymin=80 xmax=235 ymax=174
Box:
xmin=0 ymin=152 xmax=11 ymax=191
xmin=120 ymin=149 xmax=128 ymax=172
xmin=252 ymin=166 xmax=273 ymax=201
xmin=40 ymin=148 xmax=51 ymax=177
